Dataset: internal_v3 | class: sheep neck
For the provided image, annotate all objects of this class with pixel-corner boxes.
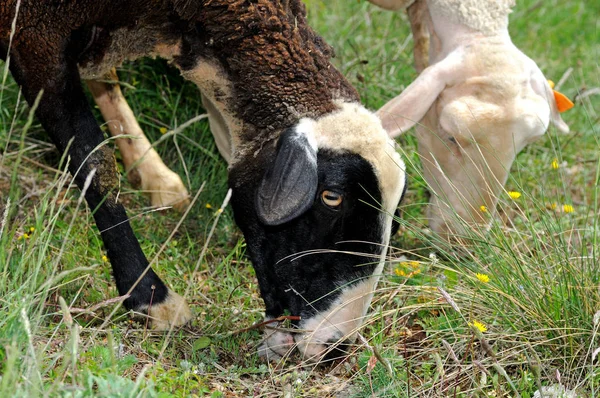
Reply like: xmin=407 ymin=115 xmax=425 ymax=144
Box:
xmin=174 ymin=0 xmax=360 ymax=160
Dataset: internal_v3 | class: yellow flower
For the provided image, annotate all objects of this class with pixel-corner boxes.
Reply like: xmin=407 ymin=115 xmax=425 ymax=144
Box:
xmin=550 ymin=202 xmax=558 ymax=210
xmin=29 ymin=227 xmax=35 ymax=233
xmin=508 ymin=191 xmax=521 ymax=200
xmin=480 ymin=205 xmax=488 ymax=212
xmin=395 ymin=261 xmax=422 ymax=278
xmin=563 ymin=204 xmax=574 ymax=213
xmin=476 ymin=273 xmax=490 ymax=283
xmin=551 ymin=159 xmax=559 ymax=170
xmin=22 ymin=233 xmax=30 ymax=239
xmin=159 ymin=127 xmax=168 ymax=134
xmin=470 ymin=320 xmax=487 ymax=333
xmin=205 ymin=203 xmax=212 ymax=209
xmin=102 ymin=255 xmax=109 ymax=262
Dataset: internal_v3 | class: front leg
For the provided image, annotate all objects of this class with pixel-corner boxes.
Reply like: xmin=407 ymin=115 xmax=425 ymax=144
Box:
xmin=9 ymin=39 xmax=191 ymax=330
xmin=87 ymin=68 xmax=190 ymax=211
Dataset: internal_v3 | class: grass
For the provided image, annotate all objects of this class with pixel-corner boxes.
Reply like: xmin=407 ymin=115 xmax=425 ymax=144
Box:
xmin=0 ymin=0 xmax=599 ymax=396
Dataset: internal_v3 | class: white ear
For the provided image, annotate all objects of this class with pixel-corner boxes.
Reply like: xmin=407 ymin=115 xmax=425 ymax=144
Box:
xmin=528 ymin=61 xmax=570 ymax=134
xmin=377 ymin=49 xmax=463 ymax=138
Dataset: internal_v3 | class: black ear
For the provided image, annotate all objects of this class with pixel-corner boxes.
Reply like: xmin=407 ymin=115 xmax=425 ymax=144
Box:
xmin=256 ymin=127 xmax=318 ymax=226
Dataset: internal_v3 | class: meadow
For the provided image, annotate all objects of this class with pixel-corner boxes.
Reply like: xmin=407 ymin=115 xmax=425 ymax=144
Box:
xmin=0 ymin=0 xmax=598 ymax=396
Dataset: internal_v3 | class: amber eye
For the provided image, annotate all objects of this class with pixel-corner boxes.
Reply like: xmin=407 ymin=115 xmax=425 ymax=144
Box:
xmin=321 ymin=190 xmax=343 ymax=208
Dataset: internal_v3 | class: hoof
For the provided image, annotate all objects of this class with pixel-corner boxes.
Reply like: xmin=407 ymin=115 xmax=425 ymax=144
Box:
xmin=146 ymin=170 xmax=190 ymax=211
xmin=147 ymin=290 xmax=193 ymax=330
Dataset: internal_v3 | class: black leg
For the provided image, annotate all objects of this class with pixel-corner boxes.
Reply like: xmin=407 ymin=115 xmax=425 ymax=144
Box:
xmin=9 ymin=37 xmax=191 ymax=328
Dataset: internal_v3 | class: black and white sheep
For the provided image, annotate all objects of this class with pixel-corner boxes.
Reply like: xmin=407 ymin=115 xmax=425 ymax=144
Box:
xmin=0 ymin=0 xmax=406 ymax=361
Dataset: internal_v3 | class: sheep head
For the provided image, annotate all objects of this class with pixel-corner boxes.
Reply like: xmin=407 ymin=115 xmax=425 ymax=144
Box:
xmin=229 ymin=103 xmax=406 ymax=362
xmin=378 ymin=35 xmax=569 ymax=239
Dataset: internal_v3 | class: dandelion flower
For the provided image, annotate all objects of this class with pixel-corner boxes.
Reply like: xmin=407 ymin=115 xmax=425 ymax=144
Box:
xmin=551 ymin=159 xmax=559 ymax=170
xmin=470 ymin=320 xmax=487 ymax=333
xmin=563 ymin=204 xmax=574 ymax=213
xmin=29 ymin=227 xmax=35 ymax=233
xmin=476 ymin=273 xmax=490 ymax=283
xmin=102 ymin=255 xmax=109 ymax=262
xmin=479 ymin=205 xmax=487 ymax=212
xmin=159 ymin=127 xmax=168 ymax=134
xmin=508 ymin=191 xmax=521 ymax=200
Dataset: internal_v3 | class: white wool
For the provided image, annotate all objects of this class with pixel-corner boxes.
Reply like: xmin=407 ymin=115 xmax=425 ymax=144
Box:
xmin=311 ymin=101 xmax=406 ymax=213
xmin=428 ymin=0 xmax=515 ymax=34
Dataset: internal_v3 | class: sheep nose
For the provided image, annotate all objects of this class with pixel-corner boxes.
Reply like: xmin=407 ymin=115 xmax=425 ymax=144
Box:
xmin=321 ymin=338 xmax=351 ymax=362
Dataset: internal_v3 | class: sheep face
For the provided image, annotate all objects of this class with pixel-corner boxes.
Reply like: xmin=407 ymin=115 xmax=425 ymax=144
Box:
xmin=378 ymin=36 xmax=569 ymax=239
xmin=229 ymin=103 xmax=406 ymax=362
xmin=419 ymin=85 xmax=551 ymax=237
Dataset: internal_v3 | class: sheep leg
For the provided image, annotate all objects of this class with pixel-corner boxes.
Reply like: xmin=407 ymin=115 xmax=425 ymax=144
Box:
xmin=87 ymin=69 xmax=190 ymax=211
xmin=406 ymin=0 xmax=429 ymax=73
xmin=8 ymin=42 xmax=191 ymax=330
xmin=201 ymin=92 xmax=233 ymax=164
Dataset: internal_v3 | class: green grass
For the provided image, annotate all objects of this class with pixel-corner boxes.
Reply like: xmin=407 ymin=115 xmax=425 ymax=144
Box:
xmin=1 ymin=0 xmax=599 ymax=396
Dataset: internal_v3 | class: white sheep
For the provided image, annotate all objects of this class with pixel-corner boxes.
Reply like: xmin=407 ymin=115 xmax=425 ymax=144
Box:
xmin=370 ymin=0 xmax=571 ymax=238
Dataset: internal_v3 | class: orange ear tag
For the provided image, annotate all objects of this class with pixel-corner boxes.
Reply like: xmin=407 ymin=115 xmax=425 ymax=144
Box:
xmin=553 ymin=90 xmax=574 ymax=113
xmin=547 ymin=80 xmax=574 ymax=113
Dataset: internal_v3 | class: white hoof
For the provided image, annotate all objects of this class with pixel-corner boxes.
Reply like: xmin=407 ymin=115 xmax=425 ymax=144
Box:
xmin=147 ymin=290 xmax=193 ymax=330
xmin=144 ymin=169 xmax=190 ymax=211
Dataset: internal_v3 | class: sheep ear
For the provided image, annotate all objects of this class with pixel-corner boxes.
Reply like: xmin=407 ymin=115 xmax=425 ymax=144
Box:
xmin=256 ymin=126 xmax=318 ymax=226
xmin=377 ymin=50 xmax=462 ymax=138
xmin=529 ymin=64 xmax=570 ymax=134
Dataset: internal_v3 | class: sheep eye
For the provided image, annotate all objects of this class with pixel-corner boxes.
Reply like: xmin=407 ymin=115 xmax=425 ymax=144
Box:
xmin=321 ymin=190 xmax=343 ymax=208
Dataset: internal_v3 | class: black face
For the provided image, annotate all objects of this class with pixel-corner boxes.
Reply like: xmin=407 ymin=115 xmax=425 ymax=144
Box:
xmin=229 ymin=144 xmax=385 ymax=322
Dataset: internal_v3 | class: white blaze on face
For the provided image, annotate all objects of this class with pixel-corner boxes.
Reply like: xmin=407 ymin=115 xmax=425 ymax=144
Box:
xmin=289 ymin=102 xmax=406 ymax=361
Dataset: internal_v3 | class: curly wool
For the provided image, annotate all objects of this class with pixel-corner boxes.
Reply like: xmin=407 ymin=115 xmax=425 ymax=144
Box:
xmin=428 ymin=0 xmax=515 ymax=34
